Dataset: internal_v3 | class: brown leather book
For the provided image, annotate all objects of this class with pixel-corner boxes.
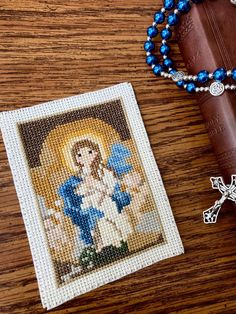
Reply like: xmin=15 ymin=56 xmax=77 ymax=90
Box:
xmin=176 ymin=0 xmax=236 ymax=182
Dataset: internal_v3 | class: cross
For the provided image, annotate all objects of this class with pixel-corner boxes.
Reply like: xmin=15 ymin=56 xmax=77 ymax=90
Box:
xmin=203 ymin=175 xmax=236 ymax=224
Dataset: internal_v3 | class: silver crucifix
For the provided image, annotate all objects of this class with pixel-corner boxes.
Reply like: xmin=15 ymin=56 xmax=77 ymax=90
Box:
xmin=203 ymin=175 xmax=236 ymax=224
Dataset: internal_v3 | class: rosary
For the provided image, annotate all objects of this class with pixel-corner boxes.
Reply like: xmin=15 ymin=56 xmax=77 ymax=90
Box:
xmin=144 ymin=0 xmax=236 ymax=222
xmin=144 ymin=0 xmax=236 ymax=97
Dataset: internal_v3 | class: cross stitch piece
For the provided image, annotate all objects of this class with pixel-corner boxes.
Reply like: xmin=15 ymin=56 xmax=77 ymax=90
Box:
xmin=0 ymin=83 xmax=183 ymax=309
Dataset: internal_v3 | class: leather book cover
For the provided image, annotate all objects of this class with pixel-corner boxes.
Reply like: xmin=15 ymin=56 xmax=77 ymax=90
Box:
xmin=176 ymin=0 xmax=236 ymax=181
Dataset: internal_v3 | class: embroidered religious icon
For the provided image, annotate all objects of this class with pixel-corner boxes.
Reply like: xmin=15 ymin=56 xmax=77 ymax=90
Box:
xmin=0 ymin=83 xmax=183 ymax=309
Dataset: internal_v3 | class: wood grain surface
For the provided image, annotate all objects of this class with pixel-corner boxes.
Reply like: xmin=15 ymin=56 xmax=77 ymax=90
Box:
xmin=0 ymin=1 xmax=236 ymax=313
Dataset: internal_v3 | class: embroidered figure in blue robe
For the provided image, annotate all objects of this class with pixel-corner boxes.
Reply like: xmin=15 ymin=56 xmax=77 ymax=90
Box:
xmin=58 ymin=140 xmax=133 ymax=251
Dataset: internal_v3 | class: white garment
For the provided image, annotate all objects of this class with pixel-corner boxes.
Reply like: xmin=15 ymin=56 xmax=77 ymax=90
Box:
xmin=77 ymin=168 xmax=132 ymax=250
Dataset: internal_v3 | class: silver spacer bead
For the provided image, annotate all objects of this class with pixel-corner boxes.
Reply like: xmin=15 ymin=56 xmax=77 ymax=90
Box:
xmin=184 ymin=84 xmax=187 ymax=88
xmin=204 ymin=87 xmax=209 ymax=92
xmin=209 ymin=73 xmax=213 ymax=79
xmin=166 ymin=24 xmax=170 ymax=29
xmin=199 ymin=87 xmax=204 ymax=92
xmin=163 ymin=55 xmax=167 ymax=59
xmin=230 ymin=0 xmax=236 ymax=6
xmin=151 ymin=64 xmax=155 ymax=69
xmin=152 ymin=22 xmax=157 ymax=26
xmin=167 ymin=73 xmax=172 ymax=78
xmin=161 ymin=7 xmax=166 ymax=13
xmin=160 ymin=71 xmax=165 ymax=76
xmin=146 ymin=52 xmax=151 ymax=56
xmin=162 ymin=39 xmax=167 ymax=44
xmin=227 ymin=70 xmax=232 ymax=77
xmin=174 ymin=9 xmax=179 ymax=14
xmin=195 ymin=87 xmax=200 ymax=92
xmin=192 ymin=75 xmax=197 ymax=81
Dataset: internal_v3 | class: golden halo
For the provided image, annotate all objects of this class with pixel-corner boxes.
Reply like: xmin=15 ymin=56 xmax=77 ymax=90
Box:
xmin=38 ymin=117 xmax=121 ymax=172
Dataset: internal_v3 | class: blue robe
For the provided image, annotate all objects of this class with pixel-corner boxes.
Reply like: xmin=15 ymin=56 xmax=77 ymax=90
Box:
xmin=58 ymin=175 xmax=131 ymax=246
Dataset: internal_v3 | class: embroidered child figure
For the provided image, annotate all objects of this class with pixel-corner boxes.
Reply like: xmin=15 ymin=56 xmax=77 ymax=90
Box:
xmin=58 ymin=139 xmax=135 ymax=254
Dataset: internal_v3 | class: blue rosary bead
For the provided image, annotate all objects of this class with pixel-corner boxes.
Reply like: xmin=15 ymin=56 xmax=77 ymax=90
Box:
xmin=146 ymin=54 xmax=158 ymax=66
xmin=176 ymin=80 xmax=185 ymax=88
xmin=167 ymin=13 xmax=179 ymax=26
xmin=213 ymin=68 xmax=227 ymax=82
xmin=197 ymin=70 xmax=209 ymax=83
xmin=160 ymin=44 xmax=170 ymax=55
xmin=147 ymin=26 xmax=158 ymax=38
xmin=144 ymin=40 xmax=155 ymax=52
xmin=164 ymin=0 xmax=175 ymax=10
xmin=153 ymin=64 xmax=163 ymax=76
xmin=144 ymin=1 xmax=235 ymax=95
xmin=169 ymin=69 xmax=177 ymax=75
xmin=177 ymin=0 xmax=191 ymax=13
xmin=231 ymin=68 xmax=236 ymax=80
xmin=154 ymin=11 xmax=165 ymax=24
xmin=186 ymin=82 xmax=196 ymax=93
xmin=163 ymin=57 xmax=173 ymax=68
xmin=161 ymin=28 xmax=172 ymax=40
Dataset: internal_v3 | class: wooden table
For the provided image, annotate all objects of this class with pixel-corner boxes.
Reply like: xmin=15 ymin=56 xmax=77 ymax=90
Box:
xmin=0 ymin=1 xmax=236 ymax=313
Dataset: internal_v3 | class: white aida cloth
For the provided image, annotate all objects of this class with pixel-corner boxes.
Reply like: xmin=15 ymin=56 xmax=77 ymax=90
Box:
xmin=0 ymin=83 xmax=184 ymax=309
